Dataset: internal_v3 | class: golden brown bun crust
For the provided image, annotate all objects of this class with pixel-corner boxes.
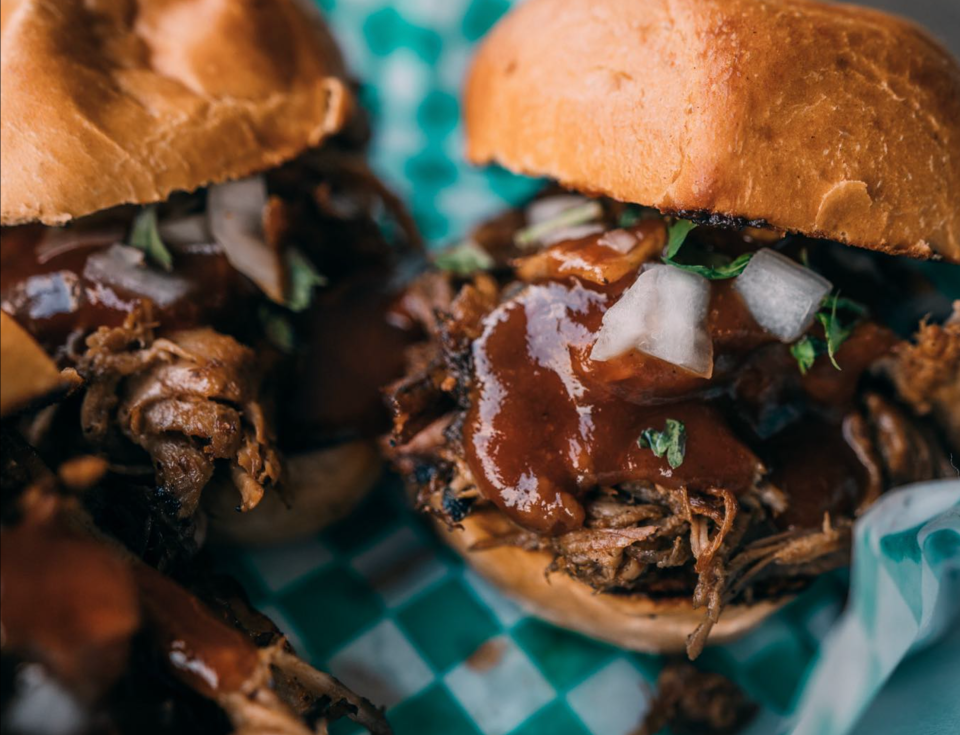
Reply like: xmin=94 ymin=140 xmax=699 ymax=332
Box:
xmin=0 ymin=310 xmax=70 ymax=417
xmin=1 ymin=0 xmax=352 ymax=226
xmin=205 ymin=441 xmax=381 ymax=546
xmin=440 ymin=509 xmax=788 ymax=654
xmin=465 ymin=0 xmax=960 ymax=262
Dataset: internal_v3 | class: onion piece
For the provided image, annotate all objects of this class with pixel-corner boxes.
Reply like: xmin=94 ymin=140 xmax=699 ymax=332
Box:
xmin=526 ymin=195 xmax=592 ymax=225
xmin=734 ymin=248 xmax=832 ymax=342
xmin=83 ymin=245 xmax=190 ymax=307
xmin=36 ymin=224 xmax=126 ymax=264
xmin=597 ymin=228 xmax=637 ymax=254
xmin=158 ymin=213 xmax=210 ymax=245
xmin=515 ymin=200 xmax=603 ymax=249
xmin=539 ymin=223 xmax=604 ymax=247
xmin=207 ymin=177 xmax=285 ymax=303
xmin=591 ymin=264 xmax=713 ymax=377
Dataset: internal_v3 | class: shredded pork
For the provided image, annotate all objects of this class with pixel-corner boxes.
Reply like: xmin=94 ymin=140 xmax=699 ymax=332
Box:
xmin=385 ymin=236 xmax=956 ymax=659
xmin=885 ymin=302 xmax=960 ymax=451
xmin=633 ymin=661 xmax=757 ymax=735
xmin=79 ymin=306 xmax=281 ymax=518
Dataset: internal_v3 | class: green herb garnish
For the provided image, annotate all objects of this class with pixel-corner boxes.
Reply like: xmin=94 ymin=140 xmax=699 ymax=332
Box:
xmin=285 ymin=249 xmax=327 ymax=312
xmin=129 ymin=207 xmax=173 ymax=272
xmin=434 ymin=240 xmax=495 ymax=276
xmin=790 ymin=336 xmax=826 ymax=375
xmin=617 ymin=205 xmax=658 ymax=228
xmin=514 ymin=201 xmax=603 ymax=249
xmin=790 ymin=293 xmax=868 ymax=373
xmin=665 ymin=251 xmax=754 ymax=280
xmin=664 ymin=220 xmax=698 ymax=259
xmin=816 ymin=294 xmax=858 ymax=369
xmin=637 ymin=419 xmax=687 ymax=469
xmin=661 ymin=219 xmax=753 ymax=280
xmin=259 ymin=306 xmax=295 ymax=353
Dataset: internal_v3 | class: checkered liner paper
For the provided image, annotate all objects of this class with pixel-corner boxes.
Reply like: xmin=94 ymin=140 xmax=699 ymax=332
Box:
xmin=217 ymin=476 xmax=959 ymax=735
xmin=214 ymin=2 xmax=960 ymax=734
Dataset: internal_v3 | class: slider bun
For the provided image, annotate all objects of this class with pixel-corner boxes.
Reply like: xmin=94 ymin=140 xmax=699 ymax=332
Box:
xmin=1 ymin=0 xmax=352 ymax=226
xmin=465 ymin=0 xmax=960 ymax=263
xmin=205 ymin=441 xmax=381 ymax=546
xmin=0 ymin=311 xmax=73 ymax=418
xmin=440 ymin=508 xmax=789 ymax=654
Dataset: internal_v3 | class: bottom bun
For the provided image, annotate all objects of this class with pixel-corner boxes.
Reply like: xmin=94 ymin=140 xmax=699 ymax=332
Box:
xmin=207 ymin=440 xmax=381 ymax=546
xmin=439 ymin=508 xmax=789 ymax=654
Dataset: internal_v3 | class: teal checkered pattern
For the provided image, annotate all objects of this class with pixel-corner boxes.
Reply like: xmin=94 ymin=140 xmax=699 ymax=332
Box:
xmin=219 ymin=478 xmax=666 ymax=735
xmin=220 ymin=478 xmax=958 ymax=735
xmin=316 ymin=0 xmax=539 ymax=246
xmin=221 ymin=475 xmax=955 ymax=735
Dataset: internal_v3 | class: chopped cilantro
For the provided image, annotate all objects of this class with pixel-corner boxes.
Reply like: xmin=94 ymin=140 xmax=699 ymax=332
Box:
xmin=259 ymin=306 xmax=295 ymax=353
xmin=129 ymin=207 xmax=173 ymax=272
xmin=617 ymin=204 xmax=654 ymax=228
xmin=434 ymin=240 xmax=494 ymax=276
xmin=637 ymin=419 xmax=687 ymax=469
xmin=790 ymin=336 xmax=826 ymax=375
xmin=664 ymin=220 xmax=698 ymax=259
xmin=790 ymin=293 xmax=868 ymax=373
xmin=285 ymin=249 xmax=327 ymax=312
xmin=662 ymin=219 xmax=752 ymax=280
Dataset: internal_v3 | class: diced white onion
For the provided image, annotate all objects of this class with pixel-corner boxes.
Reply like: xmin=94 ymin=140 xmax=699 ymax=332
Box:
xmin=540 ymin=223 xmax=604 ymax=247
xmin=83 ymin=245 xmax=190 ymax=307
xmin=36 ymin=224 xmax=126 ymax=263
xmin=158 ymin=213 xmax=210 ymax=245
xmin=733 ymin=248 xmax=832 ymax=342
xmin=591 ymin=264 xmax=713 ymax=377
xmin=597 ymin=229 xmax=637 ymax=254
xmin=526 ymin=195 xmax=591 ymax=225
xmin=207 ymin=176 xmax=285 ymax=303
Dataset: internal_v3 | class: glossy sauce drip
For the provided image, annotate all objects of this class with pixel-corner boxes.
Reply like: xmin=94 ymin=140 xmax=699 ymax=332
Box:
xmin=463 ymin=236 xmax=894 ymax=537
xmin=0 ymin=522 xmax=140 ymax=690
xmin=135 ymin=566 xmax=260 ymax=698
xmin=464 ymin=279 xmax=769 ymax=535
xmin=0 ymin=224 xmax=253 ymax=354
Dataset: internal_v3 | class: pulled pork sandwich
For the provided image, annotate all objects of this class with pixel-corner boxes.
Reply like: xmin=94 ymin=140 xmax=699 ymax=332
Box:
xmin=0 ymin=0 xmax=420 ymax=551
xmin=385 ymin=0 xmax=960 ymax=658
xmin=1 ymin=321 xmax=390 ymax=735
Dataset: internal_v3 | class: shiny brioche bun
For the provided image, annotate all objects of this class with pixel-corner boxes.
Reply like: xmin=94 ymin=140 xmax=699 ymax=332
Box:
xmin=0 ymin=0 xmax=352 ymax=226
xmin=0 ymin=311 xmax=73 ymax=418
xmin=465 ymin=0 xmax=960 ymax=263
xmin=205 ymin=441 xmax=382 ymax=546
xmin=441 ymin=508 xmax=789 ymax=653
xmin=0 ymin=0 xmax=379 ymax=542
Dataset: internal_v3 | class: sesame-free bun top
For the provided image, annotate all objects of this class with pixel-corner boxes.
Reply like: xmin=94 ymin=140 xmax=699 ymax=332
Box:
xmin=0 ymin=311 xmax=71 ymax=417
xmin=0 ymin=0 xmax=352 ymax=226
xmin=465 ymin=0 xmax=960 ymax=263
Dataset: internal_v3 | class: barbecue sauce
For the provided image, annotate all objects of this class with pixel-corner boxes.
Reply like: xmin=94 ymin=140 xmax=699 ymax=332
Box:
xmin=463 ymin=234 xmax=892 ymax=536
xmin=0 ymin=224 xmax=253 ymax=355
xmin=135 ymin=566 xmax=260 ymax=698
xmin=0 ymin=522 xmax=140 ymax=693
xmin=464 ymin=279 xmax=770 ymax=535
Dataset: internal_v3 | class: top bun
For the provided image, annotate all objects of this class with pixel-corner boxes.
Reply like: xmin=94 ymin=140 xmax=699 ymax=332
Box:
xmin=1 ymin=0 xmax=352 ymax=226
xmin=0 ymin=311 xmax=70 ymax=417
xmin=465 ymin=0 xmax=960 ymax=263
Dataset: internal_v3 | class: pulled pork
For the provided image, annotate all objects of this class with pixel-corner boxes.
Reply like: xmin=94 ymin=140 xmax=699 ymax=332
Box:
xmin=78 ymin=306 xmax=281 ymax=518
xmin=885 ymin=302 xmax=960 ymax=451
xmin=634 ymin=661 xmax=757 ymax=735
xmin=385 ymin=199 xmax=956 ymax=659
